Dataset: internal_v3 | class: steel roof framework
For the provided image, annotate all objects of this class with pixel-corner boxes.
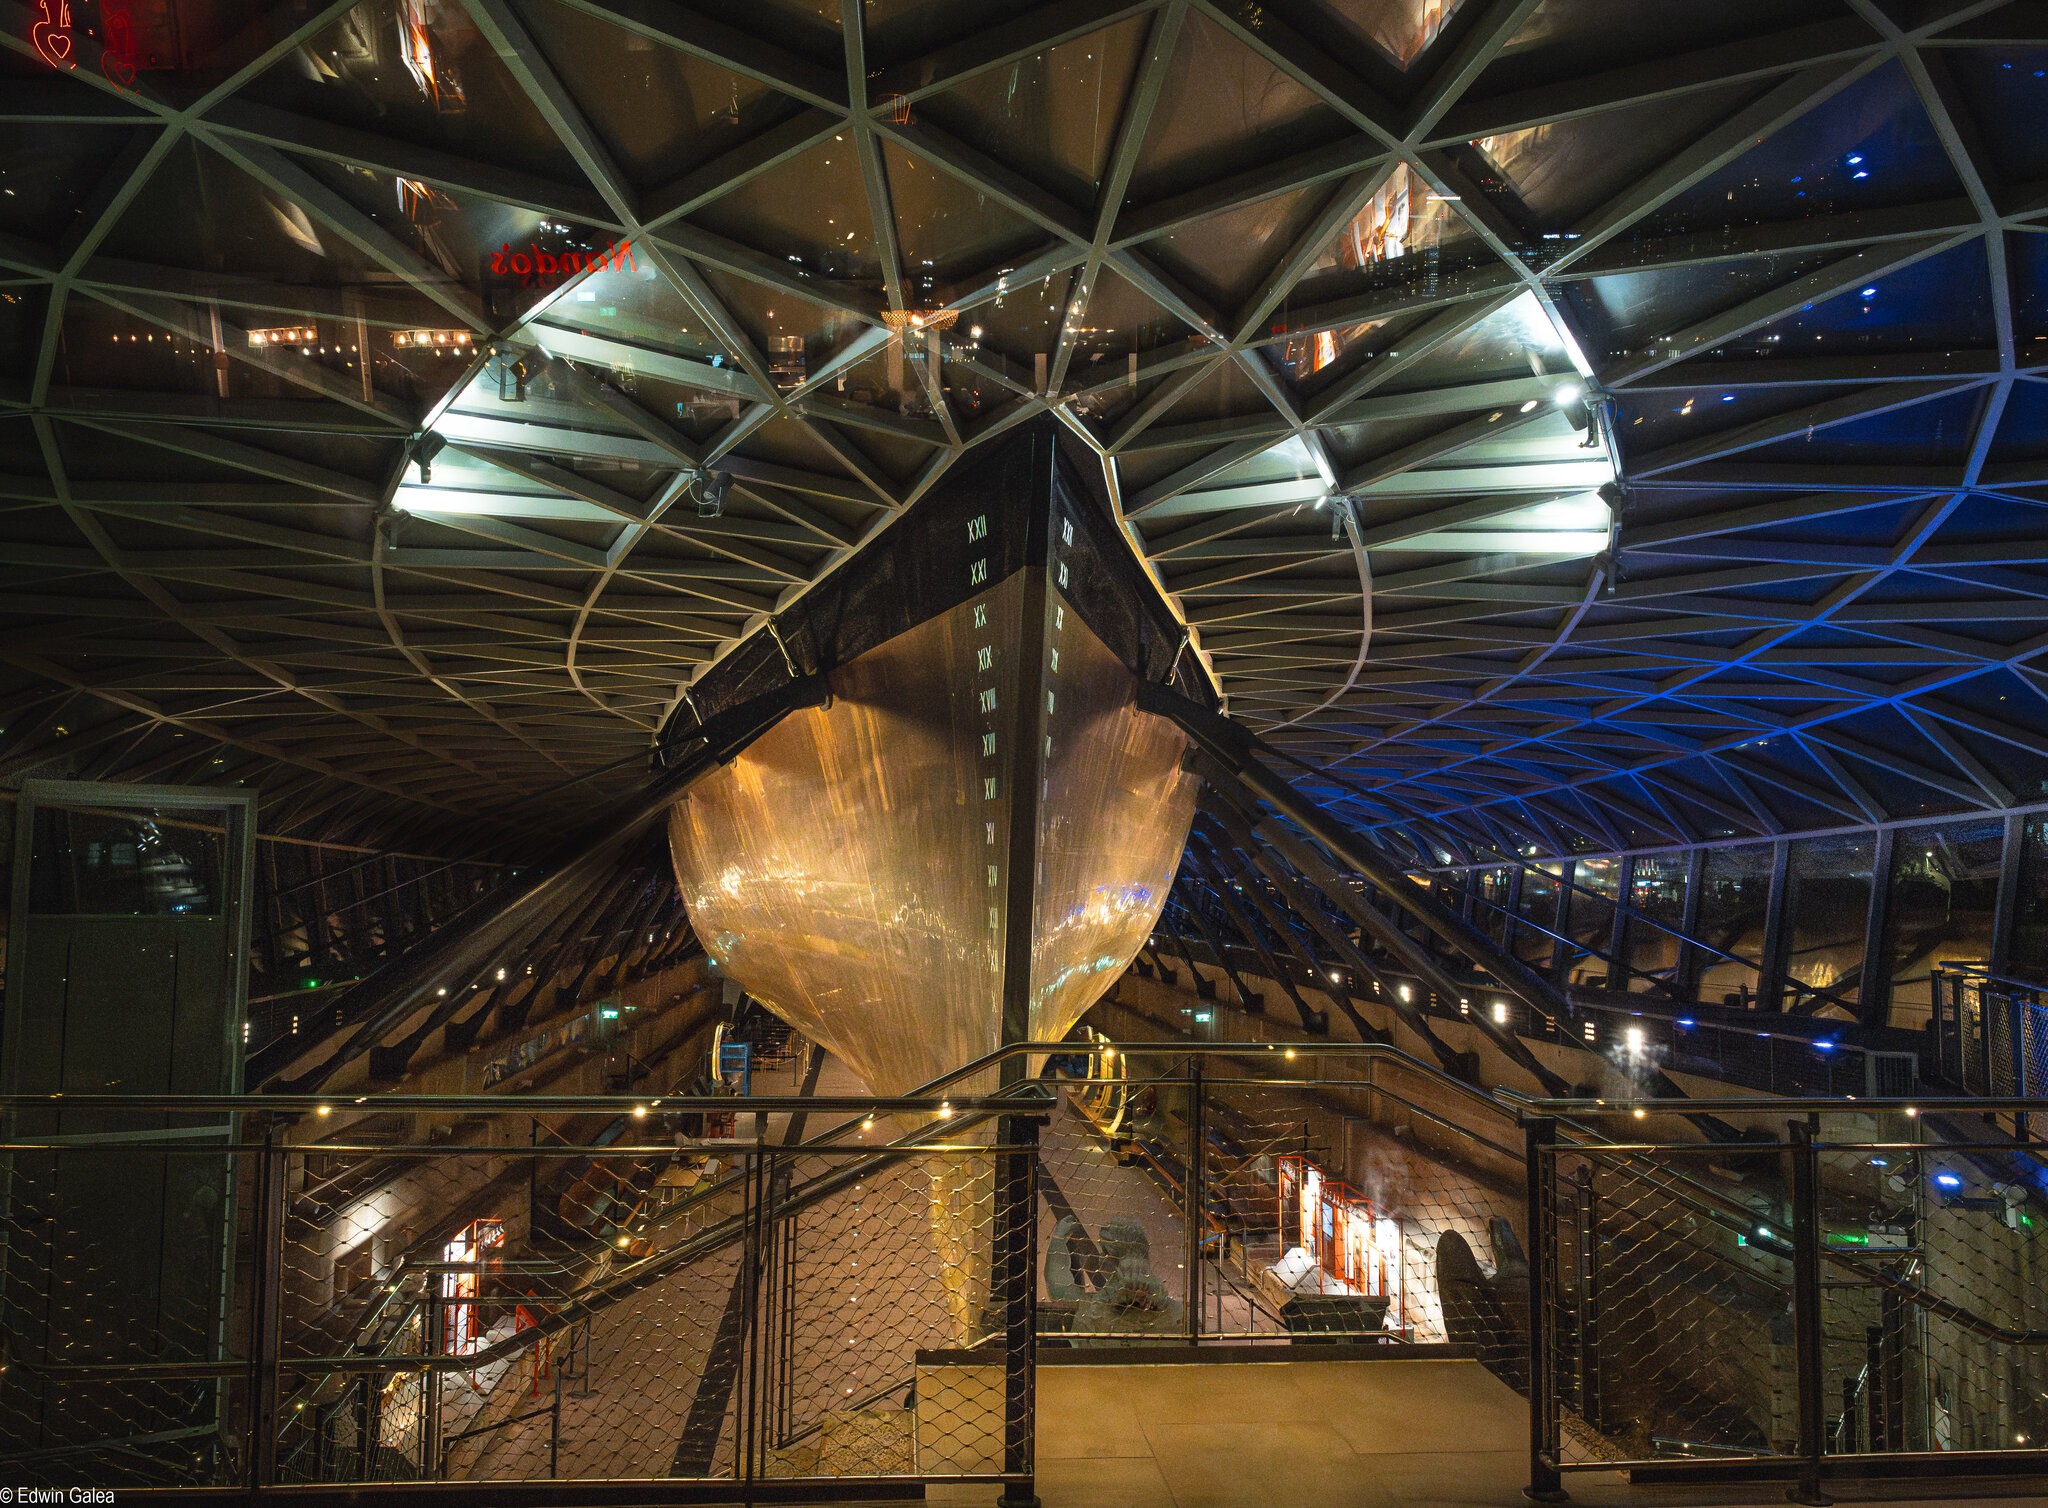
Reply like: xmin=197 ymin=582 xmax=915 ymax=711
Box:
xmin=1 ymin=0 xmax=2045 ymax=862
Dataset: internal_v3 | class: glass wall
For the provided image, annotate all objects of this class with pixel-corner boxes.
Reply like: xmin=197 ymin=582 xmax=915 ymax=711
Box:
xmin=1475 ymin=866 xmax=1514 ymax=945
xmin=1564 ymin=856 xmax=1620 ymax=987
xmin=1623 ymin=852 xmax=1689 ymax=992
xmin=2014 ymin=817 xmax=2048 ymax=983
xmin=1694 ymin=843 xmax=1775 ymax=1008
xmin=1780 ymin=833 xmax=1876 ymax=1015
xmin=1883 ymin=818 xmax=2004 ymax=1028
xmin=1514 ymin=864 xmax=1564 ymax=967
xmin=1427 ymin=806 xmax=2048 ymax=1029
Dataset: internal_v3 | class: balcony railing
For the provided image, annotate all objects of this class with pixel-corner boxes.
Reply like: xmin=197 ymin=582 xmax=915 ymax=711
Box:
xmin=1516 ymin=1091 xmax=2048 ymax=1503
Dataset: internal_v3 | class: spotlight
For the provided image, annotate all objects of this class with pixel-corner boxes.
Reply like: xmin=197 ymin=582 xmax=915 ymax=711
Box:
xmin=694 ymin=468 xmax=730 ymax=518
xmin=412 ymin=431 xmax=446 ymax=484
xmin=1554 ymin=383 xmax=1583 ymax=406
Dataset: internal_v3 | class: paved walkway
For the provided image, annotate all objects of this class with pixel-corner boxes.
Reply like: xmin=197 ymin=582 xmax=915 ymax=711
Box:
xmin=925 ymin=1359 xmax=2048 ymax=1508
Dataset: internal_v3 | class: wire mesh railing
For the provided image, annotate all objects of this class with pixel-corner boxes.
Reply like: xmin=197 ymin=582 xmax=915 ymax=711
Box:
xmin=1030 ymin=1040 xmax=1529 ymax=1360
xmin=0 ymin=1092 xmax=1042 ymax=1499
xmin=21 ymin=1043 xmax=2047 ymax=1503
xmin=1520 ymin=1094 xmax=2048 ymax=1503
xmin=1933 ymin=965 xmax=2048 ymax=1103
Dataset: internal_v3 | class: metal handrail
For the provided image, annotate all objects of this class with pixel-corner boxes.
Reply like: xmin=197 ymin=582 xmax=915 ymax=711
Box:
xmin=1504 ymin=1090 xmax=2048 ymax=1115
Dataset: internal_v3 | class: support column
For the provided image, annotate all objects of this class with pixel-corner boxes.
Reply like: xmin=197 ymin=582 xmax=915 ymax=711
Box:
xmin=996 ymin=1112 xmax=1042 ymax=1508
xmin=1524 ymin=1117 xmax=1566 ymax=1503
xmin=1789 ymin=1119 xmax=1832 ymax=1506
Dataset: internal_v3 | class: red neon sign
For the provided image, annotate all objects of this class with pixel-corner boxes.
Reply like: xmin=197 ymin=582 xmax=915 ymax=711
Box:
xmin=29 ymin=0 xmax=142 ymax=91
xmin=100 ymin=0 xmax=136 ymax=88
xmin=30 ymin=0 xmax=75 ymax=69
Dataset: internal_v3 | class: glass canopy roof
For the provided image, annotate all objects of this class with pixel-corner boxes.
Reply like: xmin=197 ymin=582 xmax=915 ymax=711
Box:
xmin=2 ymin=0 xmax=2045 ymax=864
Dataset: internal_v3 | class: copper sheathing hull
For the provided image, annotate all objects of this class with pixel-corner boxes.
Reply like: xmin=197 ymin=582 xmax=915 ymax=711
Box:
xmin=668 ymin=574 xmax=1196 ymax=1099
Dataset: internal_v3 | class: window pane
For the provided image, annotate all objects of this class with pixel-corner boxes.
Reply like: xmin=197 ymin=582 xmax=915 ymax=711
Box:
xmin=1695 ymin=844 xmax=1773 ymax=1007
xmin=1565 ymin=857 xmax=1620 ymax=986
xmin=1514 ymin=864 xmax=1563 ymax=965
xmin=28 ymin=807 xmax=223 ymax=917
xmin=1624 ymin=852 xmax=1689 ymax=992
xmin=2013 ymin=817 xmax=2048 ymax=983
xmin=1884 ymin=818 xmax=2005 ymax=1027
xmin=1475 ymin=866 xmax=1514 ymax=944
xmin=1782 ymin=833 xmax=1875 ymax=1015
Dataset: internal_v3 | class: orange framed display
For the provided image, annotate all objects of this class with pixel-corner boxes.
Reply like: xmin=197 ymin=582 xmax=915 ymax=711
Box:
xmin=1276 ymin=1154 xmax=1403 ymax=1319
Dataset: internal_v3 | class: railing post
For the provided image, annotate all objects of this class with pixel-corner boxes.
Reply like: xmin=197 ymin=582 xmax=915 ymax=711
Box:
xmin=996 ymin=1110 xmax=1041 ymax=1508
xmin=2007 ymin=991 xmax=2029 ymax=1136
xmin=550 ymin=1355 xmax=563 ymax=1479
xmin=1524 ymin=1116 xmax=1567 ymax=1503
xmin=1184 ymin=1056 xmax=1204 ymax=1342
xmin=248 ymin=1121 xmax=286 ymax=1490
xmin=1789 ymin=1119 xmax=1832 ymax=1506
xmin=423 ymin=1292 xmax=444 ymax=1479
xmin=740 ymin=1141 xmax=767 ymax=1497
xmin=1978 ymin=982 xmax=1995 ymax=1097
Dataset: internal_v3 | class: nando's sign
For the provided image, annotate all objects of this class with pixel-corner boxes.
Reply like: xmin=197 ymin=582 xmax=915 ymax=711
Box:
xmin=489 ymin=238 xmax=637 ymax=288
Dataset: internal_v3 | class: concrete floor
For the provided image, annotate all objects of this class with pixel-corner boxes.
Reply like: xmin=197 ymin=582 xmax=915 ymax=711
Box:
xmin=922 ymin=1359 xmax=2048 ymax=1508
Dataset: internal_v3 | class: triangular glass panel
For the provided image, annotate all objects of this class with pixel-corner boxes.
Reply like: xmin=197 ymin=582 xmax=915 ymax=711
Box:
xmin=861 ymin=0 xmax=1043 ymax=69
xmin=1737 ymin=388 xmax=1984 ymax=469
xmin=0 ymin=124 xmax=151 ymax=243
xmin=729 ymin=411 xmax=874 ymax=485
xmin=686 ymin=137 xmax=883 ymax=283
xmin=1292 ymin=0 xmax=1467 ymax=72
xmin=694 ymin=264 xmax=870 ymax=375
xmin=913 ymin=15 xmax=1150 ymax=211
xmin=882 ymin=139 xmax=1051 ymax=287
xmin=531 ymin=261 xmax=739 ymax=368
xmin=1614 ymin=382 xmax=1844 ymax=458
xmin=1069 ymin=265 xmax=1202 ymax=363
xmin=95 ymin=138 xmax=394 ymax=288
xmin=1281 ymin=163 xmax=1487 ymax=313
xmin=56 ymin=288 xmax=368 ymax=403
xmin=1498 ymin=0 xmax=1845 ymax=81
xmin=509 ymin=0 xmax=806 ymax=192
xmin=1989 ymin=375 xmax=2048 ymax=465
xmin=1559 ymin=254 xmax=1838 ymax=358
xmin=1143 ymin=183 xmax=1330 ymax=312
xmin=826 ymin=419 xmax=941 ymax=488
xmin=1379 ymin=289 xmax=1582 ymax=393
xmin=1467 ymin=82 xmax=1764 ymax=231
xmin=1125 ymin=11 xmax=1353 ymax=206
xmin=294 ymin=156 xmax=617 ymax=324
xmin=1943 ymin=45 xmax=2048 ymax=187
xmin=959 ymin=266 xmax=1074 ymax=369
xmin=1713 ymin=239 xmax=1995 ymax=359
xmin=815 ymin=339 xmax=945 ymax=423
xmin=731 ymin=0 xmax=841 ymax=64
xmin=1068 ymin=369 xmax=1171 ymax=438
xmin=1645 ymin=62 xmax=1969 ymax=237
xmin=937 ymin=349 xmax=1022 ymax=427
xmin=0 ymin=285 xmax=48 ymax=377
xmin=1148 ymin=356 xmax=1285 ymax=428
xmin=234 ymin=0 xmax=591 ymax=184
xmin=1269 ymin=314 xmax=1400 ymax=396
xmin=2013 ymin=229 xmax=2048 ymax=343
